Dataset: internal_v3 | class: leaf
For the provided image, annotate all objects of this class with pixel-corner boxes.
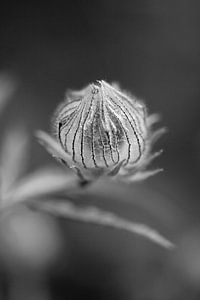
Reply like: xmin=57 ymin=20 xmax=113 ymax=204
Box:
xmin=0 ymin=128 xmax=29 ymax=201
xmin=0 ymin=73 xmax=17 ymax=114
xmin=151 ymin=128 xmax=167 ymax=144
xmin=34 ymin=200 xmax=174 ymax=249
xmin=127 ymin=169 xmax=163 ymax=182
xmin=36 ymin=131 xmax=73 ymax=166
xmin=3 ymin=167 xmax=79 ymax=207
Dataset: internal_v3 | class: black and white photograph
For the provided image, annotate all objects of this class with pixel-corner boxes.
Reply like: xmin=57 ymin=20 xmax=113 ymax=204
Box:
xmin=0 ymin=1 xmax=199 ymax=299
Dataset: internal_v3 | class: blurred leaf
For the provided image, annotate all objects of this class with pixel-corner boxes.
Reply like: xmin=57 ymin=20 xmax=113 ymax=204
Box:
xmin=128 ymin=168 xmax=163 ymax=182
xmin=35 ymin=199 xmax=174 ymax=249
xmin=36 ymin=130 xmax=73 ymax=166
xmin=0 ymin=128 xmax=29 ymax=201
xmin=0 ymin=73 xmax=17 ymax=114
xmin=4 ymin=167 xmax=79 ymax=206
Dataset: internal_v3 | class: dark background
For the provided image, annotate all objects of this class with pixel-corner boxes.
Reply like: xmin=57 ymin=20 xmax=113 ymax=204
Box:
xmin=0 ymin=1 xmax=200 ymax=299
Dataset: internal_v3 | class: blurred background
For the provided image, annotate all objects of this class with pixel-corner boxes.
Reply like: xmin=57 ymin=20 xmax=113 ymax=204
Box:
xmin=0 ymin=0 xmax=200 ymax=299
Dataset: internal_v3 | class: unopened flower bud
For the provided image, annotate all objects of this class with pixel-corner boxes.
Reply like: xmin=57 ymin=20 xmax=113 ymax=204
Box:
xmin=37 ymin=80 xmax=164 ymax=182
xmin=58 ymin=81 xmax=146 ymax=166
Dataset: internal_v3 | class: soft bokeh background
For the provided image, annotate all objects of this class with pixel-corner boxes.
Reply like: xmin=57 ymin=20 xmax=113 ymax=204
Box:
xmin=0 ymin=1 xmax=200 ymax=299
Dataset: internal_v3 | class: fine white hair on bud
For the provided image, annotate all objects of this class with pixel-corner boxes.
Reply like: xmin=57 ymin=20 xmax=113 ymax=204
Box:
xmin=37 ymin=80 xmax=165 ymax=183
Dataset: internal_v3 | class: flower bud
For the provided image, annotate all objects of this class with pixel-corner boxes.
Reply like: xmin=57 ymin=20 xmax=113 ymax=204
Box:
xmin=53 ymin=80 xmax=157 ymax=181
